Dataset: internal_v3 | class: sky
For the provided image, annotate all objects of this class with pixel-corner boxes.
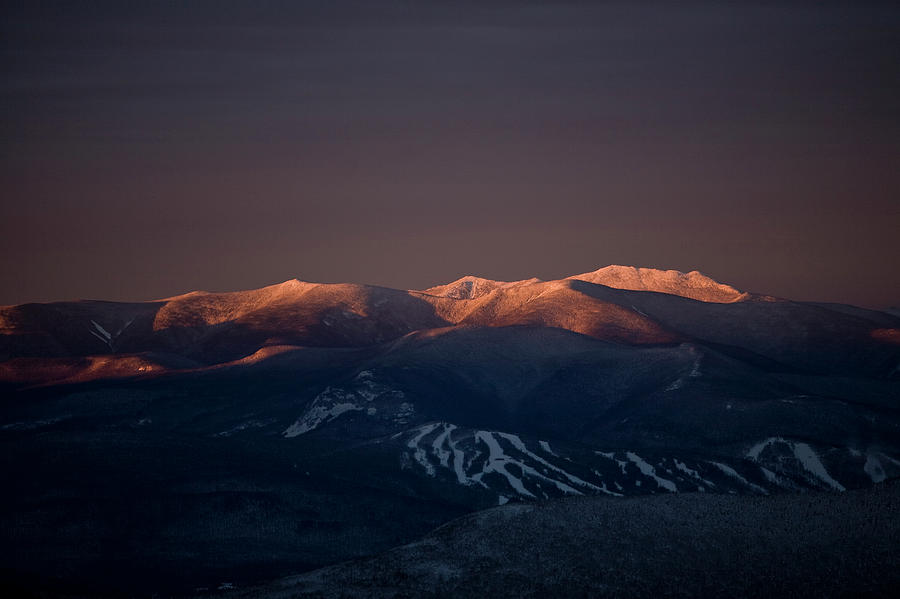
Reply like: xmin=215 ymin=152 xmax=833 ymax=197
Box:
xmin=2 ymin=1 xmax=899 ymax=308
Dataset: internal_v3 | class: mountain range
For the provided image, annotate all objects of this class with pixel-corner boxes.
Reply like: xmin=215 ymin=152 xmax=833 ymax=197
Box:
xmin=1 ymin=265 xmax=898 ymax=596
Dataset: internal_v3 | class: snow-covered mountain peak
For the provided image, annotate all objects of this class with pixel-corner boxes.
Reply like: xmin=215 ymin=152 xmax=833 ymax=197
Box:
xmin=422 ymin=276 xmax=536 ymax=300
xmin=568 ymin=265 xmax=748 ymax=303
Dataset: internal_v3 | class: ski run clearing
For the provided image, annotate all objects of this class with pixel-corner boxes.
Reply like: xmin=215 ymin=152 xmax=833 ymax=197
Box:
xmin=399 ymin=423 xmax=867 ymax=501
xmin=278 ymin=374 xmax=895 ymax=499
xmin=398 ymin=424 xmax=896 ymax=502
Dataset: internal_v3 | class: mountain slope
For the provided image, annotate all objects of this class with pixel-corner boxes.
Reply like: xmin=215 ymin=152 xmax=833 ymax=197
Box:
xmin=232 ymin=482 xmax=900 ymax=599
xmin=2 ymin=266 xmax=896 ymax=382
xmin=1 ymin=265 xmax=898 ymax=596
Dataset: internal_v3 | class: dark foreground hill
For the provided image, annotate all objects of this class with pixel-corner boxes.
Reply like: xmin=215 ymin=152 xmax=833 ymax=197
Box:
xmin=231 ymin=481 xmax=900 ymax=599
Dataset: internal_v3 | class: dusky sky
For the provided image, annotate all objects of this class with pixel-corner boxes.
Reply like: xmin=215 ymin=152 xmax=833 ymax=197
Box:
xmin=2 ymin=1 xmax=899 ymax=307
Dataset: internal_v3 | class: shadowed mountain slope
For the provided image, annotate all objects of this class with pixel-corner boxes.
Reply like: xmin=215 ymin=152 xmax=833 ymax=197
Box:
xmin=231 ymin=481 xmax=900 ymax=599
xmin=1 ymin=266 xmax=898 ymax=596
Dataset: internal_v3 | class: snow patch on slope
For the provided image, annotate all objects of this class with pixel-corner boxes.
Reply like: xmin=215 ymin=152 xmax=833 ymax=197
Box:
xmin=596 ymin=451 xmax=629 ymax=474
xmin=403 ymin=424 xmax=610 ymax=499
xmin=408 ymin=423 xmax=440 ymax=476
xmin=539 ymin=440 xmax=558 ymax=457
xmin=673 ymin=459 xmax=716 ymax=488
xmin=792 ymin=443 xmax=845 ymax=491
xmin=283 ymin=371 xmax=404 ymax=437
xmin=497 ymin=433 xmax=601 ymax=492
xmin=625 ymin=452 xmax=677 ymax=492
xmin=865 ymin=452 xmax=900 ymax=483
xmin=708 ymin=461 xmax=768 ymax=494
xmin=746 ymin=437 xmax=845 ymax=491
xmin=89 ymin=318 xmax=133 ymax=351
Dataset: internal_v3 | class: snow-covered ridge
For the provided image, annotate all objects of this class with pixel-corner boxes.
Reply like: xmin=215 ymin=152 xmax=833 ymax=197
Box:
xmin=421 ymin=276 xmax=540 ymax=300
xmin=283 ymin=370 xmax=404 ymax=438
xmin=568 ymin=265 xmax=748 ymax=303
xmin=419 ymin=265 xmax=746 ymax=304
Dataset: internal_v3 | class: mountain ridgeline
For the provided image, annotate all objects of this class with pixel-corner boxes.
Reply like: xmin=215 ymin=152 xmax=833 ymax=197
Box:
xmin=1 ymin=265 xmax=898 ymax=596
xmin=2 ymin=265 xmax=896 ymax=379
